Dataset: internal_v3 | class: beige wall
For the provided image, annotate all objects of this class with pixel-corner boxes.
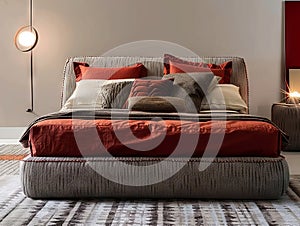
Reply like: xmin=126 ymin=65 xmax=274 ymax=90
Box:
xmin=0 ymin=0 xmax=283 ymax=126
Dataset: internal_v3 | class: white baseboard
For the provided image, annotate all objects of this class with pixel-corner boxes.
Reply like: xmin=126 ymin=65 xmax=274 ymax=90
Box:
xmin=0 ymin=139 xmax=20 ymax=144
xmin=0 ymin=127 xmax=27 ymax=139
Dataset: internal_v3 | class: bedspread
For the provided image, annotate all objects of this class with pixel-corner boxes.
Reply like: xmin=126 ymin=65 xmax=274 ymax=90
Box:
xmin=20 ymin=110 xmax=287 ymax=158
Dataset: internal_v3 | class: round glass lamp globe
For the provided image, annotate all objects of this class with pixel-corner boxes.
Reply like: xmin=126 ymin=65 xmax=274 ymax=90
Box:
xmin=18 ymin=31 xmax=36 ymax=47
xmin=14 ymin=26 xmax=38 ymax=52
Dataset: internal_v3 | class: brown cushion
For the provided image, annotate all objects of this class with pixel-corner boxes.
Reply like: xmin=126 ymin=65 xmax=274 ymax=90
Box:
xmin=128 ymin=96 xmax=186 ymax=112
xmin=128 ymin=79 xmax=173 ymax=97
xmin=124 ymin=79 xmax=174 ymax=108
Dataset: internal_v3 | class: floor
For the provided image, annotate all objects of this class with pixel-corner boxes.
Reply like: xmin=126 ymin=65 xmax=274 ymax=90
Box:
xmin=282 ymin=151 xmax=300 ymax=175
xmin=0 ymin=139 xmax=299 ymax=174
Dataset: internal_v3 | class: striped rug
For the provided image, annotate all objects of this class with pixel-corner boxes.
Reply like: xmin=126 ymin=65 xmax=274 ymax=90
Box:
xmin=0 ymin=145 xmax=300 ymax=225
xmin=0 ymin=144 xmax=29 ymax=176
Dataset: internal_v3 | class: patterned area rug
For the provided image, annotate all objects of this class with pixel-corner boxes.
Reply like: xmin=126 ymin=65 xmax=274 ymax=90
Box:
xmin=0 ymin=145 xmax=300 ymax=225
xmin=0 ymin=144 xmax=29 ymax=176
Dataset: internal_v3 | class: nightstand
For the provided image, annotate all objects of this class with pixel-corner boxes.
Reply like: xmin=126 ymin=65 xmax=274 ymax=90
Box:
xmin=272 ymin=103 xmax=300 ymax=151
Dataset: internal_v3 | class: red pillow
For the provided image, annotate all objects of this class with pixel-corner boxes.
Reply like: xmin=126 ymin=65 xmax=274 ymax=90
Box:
xmin=163 ymin=54 xmax=205 ymax=75
xmin=124 ymin=79 xmax=173 ymax=108
xmin=169 ymin=61 xmax=232 ymax=84
xmin=73 ymin=62 xmax=147 ymax=82
xmin=163 ymin=54 xmax=232 ymax=84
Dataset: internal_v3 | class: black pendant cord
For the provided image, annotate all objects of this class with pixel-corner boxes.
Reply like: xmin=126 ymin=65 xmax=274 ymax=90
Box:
xmin=29 ymin=0 xmax=32 ymax=26
xmin=27 ymin=51 xmax=34 ymax=112
xmin=27 ymin=0 xmax=34 ymax=112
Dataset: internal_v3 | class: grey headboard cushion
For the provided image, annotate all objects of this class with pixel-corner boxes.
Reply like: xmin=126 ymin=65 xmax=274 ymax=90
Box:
xmin=61 ymin=56 xmax=249 ymax=112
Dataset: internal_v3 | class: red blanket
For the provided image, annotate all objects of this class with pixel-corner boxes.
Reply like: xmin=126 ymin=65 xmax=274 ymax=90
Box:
xmin=27 ymin=117 xmax=281 ymax=158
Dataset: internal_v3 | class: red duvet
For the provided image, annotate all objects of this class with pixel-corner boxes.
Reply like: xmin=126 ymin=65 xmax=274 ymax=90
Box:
xmin=29 ymin=119 xmax=281 ymax=157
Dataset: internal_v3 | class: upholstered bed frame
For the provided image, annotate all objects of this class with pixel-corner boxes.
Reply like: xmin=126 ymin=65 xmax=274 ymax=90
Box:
xmin=20 ymin=56 xmax=289 ymax=199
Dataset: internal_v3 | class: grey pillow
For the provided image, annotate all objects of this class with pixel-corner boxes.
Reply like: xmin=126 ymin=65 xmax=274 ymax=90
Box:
xmin=162 ymin=72 xmax=214 ymax=112
xmin=98 ymin=81 xmax=134 ymax=108
xmin=128 ymin=96 xmax=186 ymax=112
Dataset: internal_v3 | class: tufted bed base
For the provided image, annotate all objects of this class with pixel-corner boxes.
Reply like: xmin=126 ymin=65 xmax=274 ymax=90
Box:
xmin=21 ymin=156 xmax=289 ymax=199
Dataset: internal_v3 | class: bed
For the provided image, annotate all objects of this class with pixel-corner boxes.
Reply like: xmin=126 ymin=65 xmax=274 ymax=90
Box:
xmin=19 ymin=55 xmax=289 ymax=199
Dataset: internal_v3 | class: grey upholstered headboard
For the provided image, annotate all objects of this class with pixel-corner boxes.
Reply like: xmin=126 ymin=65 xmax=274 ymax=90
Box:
xmin=61 ymin=56 xmax=249 ymax=112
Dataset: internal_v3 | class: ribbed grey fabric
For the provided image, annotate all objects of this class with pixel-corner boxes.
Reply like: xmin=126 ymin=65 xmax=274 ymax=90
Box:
xmin=60 ymin=56 xmax=249 ymax=113
xmin=20 ymin=156 xmax=289 ymax=199
xmin=272 ymin=103 xmax=300 ymax=150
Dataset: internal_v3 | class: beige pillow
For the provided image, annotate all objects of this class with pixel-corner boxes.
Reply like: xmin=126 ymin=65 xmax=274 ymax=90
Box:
xmin=201 ymin=84 xmax=248 ymax=113
xmin=61 ymin=79 xmax=134 ymax=110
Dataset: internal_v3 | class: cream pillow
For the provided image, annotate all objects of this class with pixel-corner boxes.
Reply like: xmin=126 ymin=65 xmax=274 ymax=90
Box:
xmin=201 ymin=84 xmax=248 ymax=113
xmin=61 ymin=79 xmax=134 ymax=110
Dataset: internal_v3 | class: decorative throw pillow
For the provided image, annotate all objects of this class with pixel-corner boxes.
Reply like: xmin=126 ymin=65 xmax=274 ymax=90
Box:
xmin=62 ymin=79 xmax=134 ymax=110
xmin=73 ymin=62 xmax=89 ymax=80
xmin=163 ymin=72 xmax=214 ymax=112
xmin=128 ymin=96 xmax=186 ymax=112
xmin=163 ymin=53 xmax=205 ymax=75
xmin=128 ymin=79 xmax=173 ymax=97
xmin=201 ymin=84 xmax=248 ymax=113
xmin=169 ymin=61 xmax=232 ymax=84
xmin=73 ymin=62 xmax=147 ymax=82
xmin=163 ymin=54 xmax=232 ymax=84
xmin=98 ymin=81 xmax=134 ymax=108
xmin=124 ymin=79 xmax=174 ymax=108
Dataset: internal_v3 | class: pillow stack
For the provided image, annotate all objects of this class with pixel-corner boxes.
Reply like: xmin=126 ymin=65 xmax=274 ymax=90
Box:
xmin=62 ymin=62 xmax=147 ymax=110
xmin=62 ymin=54 xmax=247 ymax=114
xmin=163 ymin=54 xmax=232 ymax=84
xmin=162 ymin=54 xmax=247 ymax=113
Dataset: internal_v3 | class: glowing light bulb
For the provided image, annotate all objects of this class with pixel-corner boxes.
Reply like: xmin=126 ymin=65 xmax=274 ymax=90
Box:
xmin=18 ymin=30 xmax=36 ymax=47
